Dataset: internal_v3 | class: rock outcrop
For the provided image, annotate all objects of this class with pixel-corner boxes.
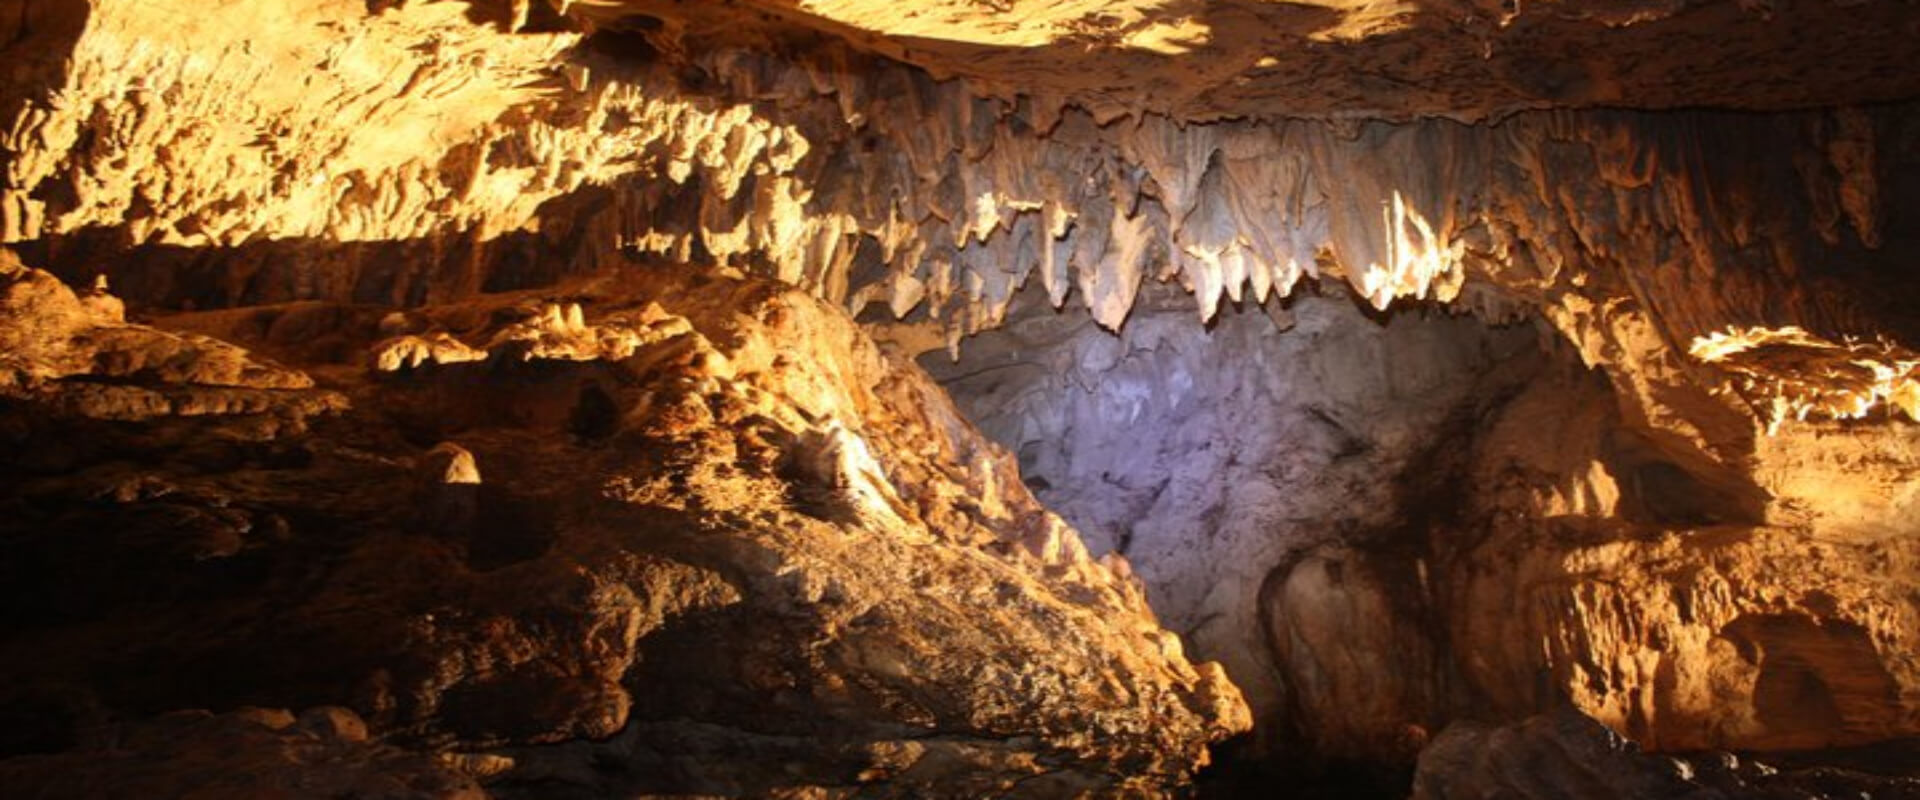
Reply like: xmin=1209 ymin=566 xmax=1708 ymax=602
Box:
xmin=923 ymin=277 xmax=1547 ymax=738
xmin=0 ymin=253 xmax=1247 ymax=797
xmin=933 ymin=259 xmax=1920 ymax=774
xmin=0 ymin=707 xmax=485 ymax=800
xmin=644 ymin=0 xmax=1920 ymax=121
xmin=3 ymin=0 xmax=1919 ymax=795
xmin=8 ymin=0 xmax=1913 ymax=496
xmin=0 ymin=249 xmax=342 ymax=421
xmin=1434 ymin=368 xmax=1920 ymax=754
xmin=1412 ymin=707 xmax=1920 ymax=800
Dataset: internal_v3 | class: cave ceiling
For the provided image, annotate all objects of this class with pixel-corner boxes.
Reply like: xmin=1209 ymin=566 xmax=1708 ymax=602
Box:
xmin=4 ymin=0 xmax=1917 ymax=457
xmin=592 ymin=0 xmax=1920 ymax=120
xmin=2 ymin=0 xmax=1920 ymax=796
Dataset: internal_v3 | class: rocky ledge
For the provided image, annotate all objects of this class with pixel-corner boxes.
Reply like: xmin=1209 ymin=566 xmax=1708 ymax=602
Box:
xmin=0 ymin=250 xmax=1247 ymax=798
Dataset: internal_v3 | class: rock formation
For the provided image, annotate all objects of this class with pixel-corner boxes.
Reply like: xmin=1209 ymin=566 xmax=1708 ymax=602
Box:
xmin=0 ymin=254 xmax=1246 ymax=796
xmin=0 ymin=707 xmax=487 ymax=800
xmin=1 ymin=0 xmax=1917 ymax=797
xmin=1411 ymin=707 xmax=1920 ymax=800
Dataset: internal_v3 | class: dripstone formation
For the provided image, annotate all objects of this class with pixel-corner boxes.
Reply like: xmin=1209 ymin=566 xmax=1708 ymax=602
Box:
xmin=2 ymin=0 xmax=1917 ymax=797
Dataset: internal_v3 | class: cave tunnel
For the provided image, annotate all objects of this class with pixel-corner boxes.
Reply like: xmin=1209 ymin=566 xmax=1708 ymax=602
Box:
xmin=2 ymin=0 xmax=1920 ymax=797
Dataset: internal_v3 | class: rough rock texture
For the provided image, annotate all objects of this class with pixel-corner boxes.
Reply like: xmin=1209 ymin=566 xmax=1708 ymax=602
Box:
xmin=1690 ymin=324 xmax=1920 ymax=433
xmin=0 ymin=253 xmax=1246 ymax=797
xmin=0 ymin=249 xmax=344 ymax=422
xmin=0 ymin=707 xmax=486 ymax=800
xmin=4 ymin=1 xmax=1906 ymax=333
xmin=8 ymin=0 xmax=1914 ymax=509
xmin=1433 ymin=364 xmax=1920 ymax=755
xmin=3 ymin=0 xmax=1920 ymax=795
xmin=938 ymin=279 xmax=1920 ymax=771
xmin=923 ymin=277 xmax=1546 ymax=742
xmin=1412 ymin=707 xmax=1920 ymax=800
xmin=642 ymin=0 xmax=1920 ymax=121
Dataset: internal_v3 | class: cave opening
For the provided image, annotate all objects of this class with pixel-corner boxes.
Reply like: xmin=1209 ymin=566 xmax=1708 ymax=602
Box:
xmin=919 ymin=276 xmax=1594 ymax=795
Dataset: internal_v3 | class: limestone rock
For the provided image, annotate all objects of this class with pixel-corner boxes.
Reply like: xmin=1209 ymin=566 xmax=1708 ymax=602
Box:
xmin=1689 ymin=325 xmax=1920 ymax=432
xmin=0 ymin=0 xmax=1916 ymax=794
xmin=0 ymin=706 xmax=483 ymax=800
xmin=660 ymin=0 xmax=1920 ymax=121
xmin=934 ymin=271 xmax=1920 ymax=778
xmin=0 ymin=260 xmax=1245 ymax=797
xmin=928 ymin=278 xmax=1548 ymax=745
xmin=1412 ymin=707 xmax=1920 ymax=800
xmin=0 ymin=248 xmax=344 ymax=423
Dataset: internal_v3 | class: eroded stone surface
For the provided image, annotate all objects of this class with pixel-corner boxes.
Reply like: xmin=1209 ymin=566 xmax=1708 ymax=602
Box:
xmin=605 ymin=0 xmax=1920 ymax=121
xmin=2 ymin=0 xmax=1918 ymax=794
xmin=924 ymin=278 xmax=1545 ymax=736
xmin=934 ymin=273 xmax=1920 ymax=775
xmin=0 ymin=255 xmax=1246 ymax=797
xmin=1412 ymin=707 xmax=1920 ymax=800
xmin=8 ymin=0 xmax=1914 ymax=494
xmin=0 ymin=706 xmax=484 ymax=800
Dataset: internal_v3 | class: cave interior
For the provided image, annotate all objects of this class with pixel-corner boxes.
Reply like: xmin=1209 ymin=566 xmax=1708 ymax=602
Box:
xmin=1 ymin=0 xmax=1919 ymax=798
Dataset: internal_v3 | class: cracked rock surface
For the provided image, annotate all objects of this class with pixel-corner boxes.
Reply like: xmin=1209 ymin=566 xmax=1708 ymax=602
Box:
xmin=2 ymin=0 xmax=1919 ymax=796
xmin=0 ymin=254 xmax=1246 ymax=798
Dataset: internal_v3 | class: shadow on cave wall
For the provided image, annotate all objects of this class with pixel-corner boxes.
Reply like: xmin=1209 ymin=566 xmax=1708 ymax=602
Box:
xmin=1602 ymin=430 xmax=1769 ymax=528
xmin=0 ymin=335 xmax=656 ymax=758
xmin=14 ymin=184 xmax=626 ymax=313
xmin=919 ymin=272 xmax=1858 ymax=798
xmin=1720 ymin=613 xmax=1903 ymax=751
xmin=0 ymin=0 xmax=91 ymax=122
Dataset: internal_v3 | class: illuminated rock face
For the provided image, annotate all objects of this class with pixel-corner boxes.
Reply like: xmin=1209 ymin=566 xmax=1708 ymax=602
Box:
xmin=934 ymin=278 xmax=1920 ymax=767
xmin=1 ymin=0 xmax=1919 ymax=796
xmin=923 ymin=280 xmax=1551 ymax=743
xmin=8 ymin=0 xmax=1911 ymax=484
xmin=0 ymin=256 xmax=1247 ymax=795
xmin=674 ymin=0 xmax=1920 ymax=121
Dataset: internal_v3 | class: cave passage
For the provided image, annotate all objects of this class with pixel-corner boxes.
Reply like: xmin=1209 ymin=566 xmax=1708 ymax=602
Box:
xmin=3 ymin=0 xmax=1920 ymax=797
xmin=923 ymin=278 xmax=1575 ymax=786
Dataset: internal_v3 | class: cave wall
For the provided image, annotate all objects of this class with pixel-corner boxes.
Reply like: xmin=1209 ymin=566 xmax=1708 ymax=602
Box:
xmin=933 ymin=277 xmax=1920 ymax=766
xmin=1439 ymin=365 xmax=1920 ymax=754
xmin=9 ymin=0 xmax=1918 ymax=471
xmin=920 ymin=279 xmax=1548 ymax=739
xmin=0 ymin=249 xmax=1251 ymax=795
xmin=2 ymin=0 xmax=1919 ymax=793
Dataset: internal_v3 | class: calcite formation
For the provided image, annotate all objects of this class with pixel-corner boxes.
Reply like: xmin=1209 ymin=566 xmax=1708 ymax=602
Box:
xmin=937 ymin=279 xmax=1920 ymax=772
xmin=681 ymin=0 xmax=1920 ymax=121
xmin=1690 ymin=325 xmax=1920 ymax=432
xmin=7 ymin=0 xmax=1908 ymax=482
xmin=923 ymin=279 xmax=1550 ymax=736
xmin=0 ymin=250 xmax=344 ymax=421
xmin=0 ymin=254 xmax=1247 ymax=796
xmin=1 ymin=0 xmax=1917 ymax=796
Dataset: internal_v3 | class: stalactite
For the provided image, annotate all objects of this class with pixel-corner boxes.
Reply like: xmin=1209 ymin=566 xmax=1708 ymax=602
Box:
xmin=1 ymin=0 xmax=1910 ymax=469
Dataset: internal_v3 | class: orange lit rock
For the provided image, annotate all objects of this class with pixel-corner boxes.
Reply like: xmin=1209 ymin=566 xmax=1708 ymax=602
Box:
xmin=0 ymin=0 xmax=1916 ymax=794
xmin=0 ymin=256 xmax=1246 ymax=796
